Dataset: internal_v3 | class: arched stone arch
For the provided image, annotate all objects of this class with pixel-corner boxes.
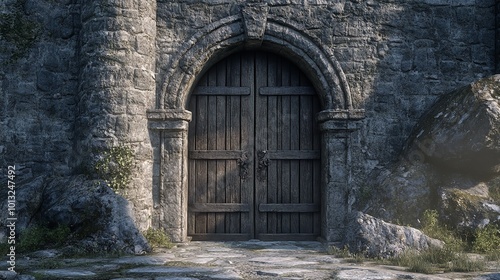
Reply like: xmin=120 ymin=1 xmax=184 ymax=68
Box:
xmin=158 ymin=5 xmax=355 ymax=112
xmin=148 ymin=4 xmax=365 ymax=243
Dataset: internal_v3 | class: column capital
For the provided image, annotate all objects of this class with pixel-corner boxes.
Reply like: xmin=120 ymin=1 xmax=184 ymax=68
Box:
xmin=317 ymin=109 xmax=365 ymax=122
xmin=147 ymin=109 xmax=192 ymax=131
xmin=317 ymin=109 xmax=364 ymax=133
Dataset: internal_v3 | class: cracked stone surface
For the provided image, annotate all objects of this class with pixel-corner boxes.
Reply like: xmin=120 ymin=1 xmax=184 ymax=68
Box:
xmin=12 ymin=241 xmax=500 ymax=280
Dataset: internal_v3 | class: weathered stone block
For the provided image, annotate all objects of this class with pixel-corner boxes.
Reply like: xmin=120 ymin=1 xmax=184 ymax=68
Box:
xmin=344 ymin=212 xmax=444 ymax=258
xmin=133 ymin=68 xmax=155 ymax=91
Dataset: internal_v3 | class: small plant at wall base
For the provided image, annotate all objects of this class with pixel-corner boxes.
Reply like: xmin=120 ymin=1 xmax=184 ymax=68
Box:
xmin=388 ymin=247 xmax=486 ymax=274
xmin=94 ymin=145 xmax=134 ymax=193
xmin=143 ymin=228 xmax=173 ymax=249
xmin=18 ymin=225 xmax=71 ymax=252
xmin=420 ymin=209 xmax=465 ymax=251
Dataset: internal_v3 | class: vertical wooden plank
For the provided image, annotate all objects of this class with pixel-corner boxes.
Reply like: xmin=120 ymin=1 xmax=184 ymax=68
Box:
xmin=187 ymin=88 xmax=197 ymax=236
xmin=280 ymin=57 xmax=291 ymax=234
xmin=195 ymin=84 xmax=208 ymax=234
xmin=228 ymin=53 xmax=242 ymax=234
xmin=206 ymin=65 xmax=217 ymax=233
xmin=312 ymin=95 xmax=321 ymax=235
xmin=299 ymin=97 xmax=314 ymax=233
xmin=255 ymin=52 xmax=269 ymax=237
xmin=289 ymin=63 xmax=300 ymax=234
xmin=301 ymin=69 xmax=320 ymax=235
xmin=215 ymin=59 xmax=227 ymax=233
xmin=241 ymin=51 xmax=255 ymax=237
xmin=266 ymin=53 xmax=279 ymax=234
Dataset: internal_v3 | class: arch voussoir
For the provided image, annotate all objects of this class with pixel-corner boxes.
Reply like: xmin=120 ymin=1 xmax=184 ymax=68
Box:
xmin=159 ymin=13 xmax=354 ymax=112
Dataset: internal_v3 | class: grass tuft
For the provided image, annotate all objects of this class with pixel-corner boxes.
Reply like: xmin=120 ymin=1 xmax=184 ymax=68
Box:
xmin=420 ymin=209 xmax=465 ymax=251
xmin=143 ymin=228 xmax=174 ymax=249
xmin=472 ymin=224 xmax=500 ymax=254
xmin=18 ymin=225 xmax=71 ymax=252
xmin=327 ymin=245 xmax=366 ymax=263
xmin=388 ymin=247 xmax=486 ymax=274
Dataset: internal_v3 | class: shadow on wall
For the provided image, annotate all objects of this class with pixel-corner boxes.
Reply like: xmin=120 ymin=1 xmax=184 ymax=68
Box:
xmin=354 ymin=0 xmax=497 ymax=228
xmin=0 ymin=175 xmax=150 ymax=255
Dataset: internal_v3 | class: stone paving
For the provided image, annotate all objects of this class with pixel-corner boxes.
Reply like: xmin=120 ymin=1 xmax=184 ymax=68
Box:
xmin=5 ymin=241 xmax=500 ymax=280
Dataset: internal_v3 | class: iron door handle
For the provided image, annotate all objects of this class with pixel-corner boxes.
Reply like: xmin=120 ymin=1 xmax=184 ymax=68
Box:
xmin=257 ymin=150 xmax=269 ymax=181
xmin=237 ymin=152 xmax=249 ymax=180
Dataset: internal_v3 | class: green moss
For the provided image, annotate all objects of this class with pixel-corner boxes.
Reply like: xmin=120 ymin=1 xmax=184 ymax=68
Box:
xmin=143 ymin=228 xmax=173 ymax=249
xmin=447 ymin=189 xmax=482 ymax=212
xmin=0 ymin=0 xmax=40 ymax=62
xmin=94 ymin=145 xmax=134 ymax=193
xmin=18 ymin=225 xmax=71 ymax=252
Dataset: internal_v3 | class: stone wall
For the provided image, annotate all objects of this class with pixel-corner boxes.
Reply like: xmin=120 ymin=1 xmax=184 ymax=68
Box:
xmin=0 ymin=0 xmax=497 ymax=240
xmin=0 ymin=0 xmax=80 ymax=179
xmin=155 ymin=0 xmax=495 ymax=212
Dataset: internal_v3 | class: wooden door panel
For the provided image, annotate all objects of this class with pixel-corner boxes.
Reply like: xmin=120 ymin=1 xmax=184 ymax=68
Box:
xmin=188 ymin=51 xmax=320 ymax=240
xmin=254 ymin=52 xmax=269 ymax=236
xmin=254 ymin=52 xmax=321 ymax=239
xmin=188 ymin=52 xmax=254 ymax=239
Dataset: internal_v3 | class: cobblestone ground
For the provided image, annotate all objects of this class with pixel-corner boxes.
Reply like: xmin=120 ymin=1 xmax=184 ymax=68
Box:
xmin=4 ymin=241 xmax=500 ymax=280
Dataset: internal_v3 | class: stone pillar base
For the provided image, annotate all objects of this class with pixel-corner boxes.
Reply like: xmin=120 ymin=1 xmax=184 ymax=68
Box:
xmin=317 ymin=109 xmax=364 ymax=242
xmin=148 ymin=109 xmax=192 ymax=243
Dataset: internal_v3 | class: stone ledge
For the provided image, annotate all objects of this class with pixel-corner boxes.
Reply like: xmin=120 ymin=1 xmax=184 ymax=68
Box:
xmin=146 ymin=109 xmax=192 ymax=121
xmin=147 ymin=109 xmax=192 ymax=131
xmin=317 ymin=109 xmax=365 ymax=122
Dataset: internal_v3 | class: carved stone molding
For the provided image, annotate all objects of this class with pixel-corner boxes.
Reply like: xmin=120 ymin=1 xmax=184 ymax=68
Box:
xmin=147 ymin=109 xmax=192 ymax=131
xmin=242 ymin=4 xmax=269 ymax=46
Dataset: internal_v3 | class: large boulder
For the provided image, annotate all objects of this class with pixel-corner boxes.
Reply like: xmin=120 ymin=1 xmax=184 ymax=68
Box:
xmin=344 ymin=212 xmax=444 ymax=258
xmin=364 ymin=75 xmax=500 ymax=231
xmin=0 ymin=175 xmax=150 ymax=255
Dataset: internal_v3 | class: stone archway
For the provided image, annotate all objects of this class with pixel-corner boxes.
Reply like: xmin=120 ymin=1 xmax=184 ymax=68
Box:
xmin=148 ymin=4 xmax=364 ymax=243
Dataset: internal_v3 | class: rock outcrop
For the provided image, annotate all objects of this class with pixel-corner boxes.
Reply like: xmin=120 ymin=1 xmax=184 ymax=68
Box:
xmin=344 ymin=212 xmax=444 ymax=258
xmin=0 ymin=175 xmax=150 ymax=255
xmin=364 ymin=75 xmax=500 ymax=231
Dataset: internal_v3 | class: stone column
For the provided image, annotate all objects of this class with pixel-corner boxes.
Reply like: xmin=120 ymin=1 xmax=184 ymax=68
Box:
xmin=77 ymin=0 xmax=157 ymax=230
xmin=496 ymin=1 xmax=500 ymax=73
xmin=147 ymin=109 xmax=192 ymax=243
xmin=318 ymin=109 xmax=364 ymax=242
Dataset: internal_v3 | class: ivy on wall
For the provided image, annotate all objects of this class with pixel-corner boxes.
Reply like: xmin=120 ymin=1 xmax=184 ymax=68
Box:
xmin=94 ymin=145 xmax=134 ymax=193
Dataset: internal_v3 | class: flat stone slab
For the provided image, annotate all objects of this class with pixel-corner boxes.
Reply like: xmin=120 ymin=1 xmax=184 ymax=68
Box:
xmin=256 ymin=268 xmax=313 ymax=277
xmin=208 ymin=269 xmax=243 ymax=279
xmin=112 ymin=253 xmax=175 ymax=265
xmin=91 ymin=264 xmax=121 ymax=271
xmin=110 ymin=278 xmax=151 ymax=280
xmin=194 ymin=253 xmax=246 ymax=258
xmin=335 ymin=268 xmax=453 ymax=280
xmin=249 ymin=256 xmax=318 ymax=266
xmin=171 ymin=257 xmax=215 ymax=264
xmin=33 ymin=269 xmax=96 ymax=277
xmin=18 ymin=241 xmax=500 ymax=280
xmin=154 ymin=278 xmax=200 ymax=280
xmin=126 ymin=266 xmax=218 ymax=274
xmin=472 ymin=275 xmax=500 ymax=280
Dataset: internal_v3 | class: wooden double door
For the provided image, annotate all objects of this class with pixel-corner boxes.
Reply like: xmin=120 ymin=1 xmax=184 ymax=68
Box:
xmin=187 ymin=51 xmax=321 ymax=241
